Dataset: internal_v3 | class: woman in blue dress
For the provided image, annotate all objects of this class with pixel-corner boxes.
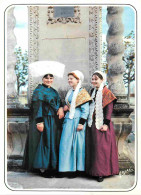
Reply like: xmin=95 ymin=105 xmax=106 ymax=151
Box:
xmin=59 ymin=70 xmax=91 ymax=178
xmin=23 ymin=73 xmax=64 ymax=177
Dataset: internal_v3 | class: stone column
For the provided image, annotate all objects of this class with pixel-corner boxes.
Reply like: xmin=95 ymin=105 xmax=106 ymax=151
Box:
xmin=7 ymin=7 xmax=18 ymax=108
xmin=106 ymin=7 xmax=125 ymax=96
xmin=7 ymin=7 xmax=29 ymax=170
xmin=106 ymin=6 xmax=134 ymax=172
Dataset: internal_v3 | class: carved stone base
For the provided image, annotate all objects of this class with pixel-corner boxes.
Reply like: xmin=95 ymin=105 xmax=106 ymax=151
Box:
xmin=112 ymin=103 xmax=134 ymax=174
xmin=7 ymin=108 xmax=29 ymax=171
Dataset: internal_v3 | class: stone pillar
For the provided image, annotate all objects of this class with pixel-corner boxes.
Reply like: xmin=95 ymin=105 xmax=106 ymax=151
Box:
xmin=106 ymin=7 xmax=125 ymax=95
xmin=7 ymin=7 xmax=18 ymax=108
xmin=106 ymin=6 xmax=134 ymax=172
xmin=7 ymin=7 xmax=29 ymax=170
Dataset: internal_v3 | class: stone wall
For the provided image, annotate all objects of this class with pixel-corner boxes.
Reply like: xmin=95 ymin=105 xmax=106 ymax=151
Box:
xmin=28 ymin=6 xmax=102 ymax=101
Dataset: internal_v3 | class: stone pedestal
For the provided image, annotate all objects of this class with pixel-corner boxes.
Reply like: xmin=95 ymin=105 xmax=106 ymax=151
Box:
xmin=112 ymin=105 xmax=134 ymax=173
xmin=7 ymin=108 xmax=29 ymax=171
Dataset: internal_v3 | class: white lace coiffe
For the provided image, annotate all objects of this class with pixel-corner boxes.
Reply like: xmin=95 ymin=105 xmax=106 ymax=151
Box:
xmin=88 ymin=71 xmax=106 ymax=129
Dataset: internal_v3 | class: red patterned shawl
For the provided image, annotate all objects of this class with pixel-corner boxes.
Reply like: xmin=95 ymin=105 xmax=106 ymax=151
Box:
xmin=102 ymin=86 xmax=117 ymax=108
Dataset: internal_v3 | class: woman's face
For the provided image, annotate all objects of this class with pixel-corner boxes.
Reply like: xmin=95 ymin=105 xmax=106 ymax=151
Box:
xmin=42 ymin=76 xmax=54 ymax=87
xmin=68 ymin=75 xmax=79 ymax=88
xmin=91 ymin=74 xmax=103 ymax=88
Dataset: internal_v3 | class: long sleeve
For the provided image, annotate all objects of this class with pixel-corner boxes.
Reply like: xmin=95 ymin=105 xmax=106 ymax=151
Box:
xmin=103 ymin=101 xmax=113 ymax=125
xmin=35 ymin=100 xmax=44 ymax=123
xmin=79 ymin=102 xmax=89 ymax=125
xmin=55 ymin=92 xmax=62 ymax=111
xmin=60 ymin=100 xmax=64 ymax=107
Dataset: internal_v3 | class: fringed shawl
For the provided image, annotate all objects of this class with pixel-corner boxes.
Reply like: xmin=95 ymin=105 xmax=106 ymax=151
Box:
xmin=102 ymin=86 xmax=117 ymax=108
xmin=88 ymin=86 xmax=117 ymax=128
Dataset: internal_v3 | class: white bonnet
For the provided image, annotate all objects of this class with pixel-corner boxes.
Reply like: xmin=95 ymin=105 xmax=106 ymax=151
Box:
xmin=93 ymin=70 xmax=106 ymax=84
xmin=68 ymin=70 xmax=84 ymax=83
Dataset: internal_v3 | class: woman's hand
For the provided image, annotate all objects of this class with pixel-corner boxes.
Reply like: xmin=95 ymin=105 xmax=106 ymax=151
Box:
xmin=77 ymin=124 xmax=84 ymax=131
xmin=36 ymin=123 xmax=44 ymax=132
xmin=100 ymin=124 xmax=108 ymax=132
xmin=63 ymin=105 xmax=69 ymax=111
xmin=57 ymin=107 xmax=64 ymax=119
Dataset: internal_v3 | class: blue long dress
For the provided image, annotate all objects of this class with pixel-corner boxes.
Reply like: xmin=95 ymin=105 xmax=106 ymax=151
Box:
xmin=59 ymin=89 xmax=89 ymax=172
xmin=23 ymin=84 xmax=62 ymax=171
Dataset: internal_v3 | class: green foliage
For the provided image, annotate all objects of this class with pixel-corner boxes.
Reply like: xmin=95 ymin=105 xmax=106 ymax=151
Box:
xmin=14 ymin=47 xmax=28 ymax=95
xmin=123 ymin=30 xmax=135 ymax=87
xmin=102 ymin=41 xmax=108 ymax=74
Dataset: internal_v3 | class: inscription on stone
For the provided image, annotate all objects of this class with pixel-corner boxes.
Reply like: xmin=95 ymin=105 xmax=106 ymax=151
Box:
xmin=54 ymin=7 xmax=74 ymax=18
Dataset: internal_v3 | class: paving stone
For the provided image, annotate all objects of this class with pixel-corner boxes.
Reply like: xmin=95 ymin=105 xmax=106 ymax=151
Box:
xmin=6 ymin=171 xmax=135 ymax=191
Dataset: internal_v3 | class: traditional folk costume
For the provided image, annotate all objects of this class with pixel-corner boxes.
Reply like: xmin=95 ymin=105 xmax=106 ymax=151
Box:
xmin=86 ymin=71 xmax=119 ymax=177
xmin=23 ymin=83 xmax=62 ymax=172
xmin=59 ymin=70 xmax=91 ymax=172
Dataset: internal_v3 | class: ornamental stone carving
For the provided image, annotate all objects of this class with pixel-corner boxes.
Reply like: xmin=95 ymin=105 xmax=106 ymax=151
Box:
xmin=106 ymin=6 xmax=125 ymax=95
xmin=108 ymin=61 xmax=125 ymax=75
xmin=109 ymin=80 xmax=126 ymax=94
xmin=108 ymin=42 xmax=124 ymax=55
xmin=108 ymin=21 xmax=124 ymax=36
xmin=28 ymin=6 xmax=39 ymax=102
xmin=47 ymin=6 xmax=81 ymax=24
xmin=28 ymin=6 xmax=39 ymax=63
xmin=89 ymin=6 xmax=102 ymax=78
xmin=107 ymin=6 xmax=124 ymax=14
